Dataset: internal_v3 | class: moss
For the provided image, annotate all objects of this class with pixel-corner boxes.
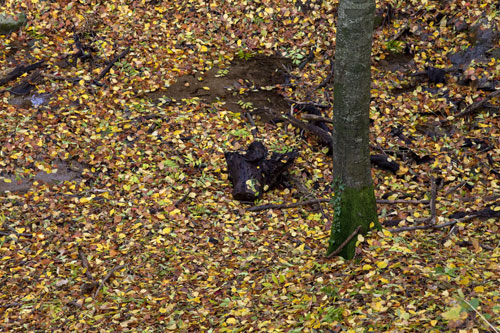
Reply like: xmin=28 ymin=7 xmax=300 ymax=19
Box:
xmin=327 ymin=184 xmax=380 ymax=259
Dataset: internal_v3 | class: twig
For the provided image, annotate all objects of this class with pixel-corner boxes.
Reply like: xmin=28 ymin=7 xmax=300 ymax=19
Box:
xmin=377 ymin=199 xmax=429 ymax=204
xmin=0 ymin=302 xmax=23 ymax=308
xmin=0 ymin=230 xmax=32 ymax=238
xmin=461 ymin=298 xmax=499 ymax=333
xmin=326 ymin=226 xmax=362 ymax=258
xmin=78 ymin=246 xmax=95 ymax=281
xmin=174 ymin=189 xmax=191 ymax=207
xmin=297 ymin=48 xmax=315 ymax=71
xmin=246 ymin=112 xmax=258 ymax=137
xmin=248 ymin=198 xmax=428 ymax=212
xmin=94 ymin=265 xmax=125 ymax=297
xmin=41 ymin=73 xmax=81 ymax=83
xmin=429 ymin=176 xmax=437 ymax=225
xmin=0 ymin=61 xmax=45 ymax=86
xmin=94 ymin=47 xmax=130 ymax=83
xmin=389 ymin=23 xmax=409 ymax=42
xmin=284 ymin=98 xmax=331 ymax=109
xmin=444 ymin=181 xmax=467 ymax=196
xmin=442 ymin=89 xmax=500 ymax=123
xmin=247 ymin=198 xmax=330 ymax=211
xmin=316 ymin=58 xmax=334 ymax=90
xmin=389 ymin=220 xmax=457 ymax=233
xmin=389 ymin=215 xmax=476 ymax=233
xmin=301 ymin=113 xmax=333 ymax=124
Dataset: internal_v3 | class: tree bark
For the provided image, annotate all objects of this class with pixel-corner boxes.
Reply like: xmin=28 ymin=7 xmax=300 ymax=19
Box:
xmin=327 ymin=0 xmax=381 ymax=259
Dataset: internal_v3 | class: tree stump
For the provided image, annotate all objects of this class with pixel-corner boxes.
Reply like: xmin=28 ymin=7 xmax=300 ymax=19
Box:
xmin=225 ymin=141 xmax=298 ymax=202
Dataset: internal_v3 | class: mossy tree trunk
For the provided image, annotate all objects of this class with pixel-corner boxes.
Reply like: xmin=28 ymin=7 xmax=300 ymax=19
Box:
xmin=327 ymin=0 xmax=381 ymax=259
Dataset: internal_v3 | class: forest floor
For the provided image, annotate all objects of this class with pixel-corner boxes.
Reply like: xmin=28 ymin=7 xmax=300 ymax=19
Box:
xmin=0 ymin=0 xmax=499 ymax=331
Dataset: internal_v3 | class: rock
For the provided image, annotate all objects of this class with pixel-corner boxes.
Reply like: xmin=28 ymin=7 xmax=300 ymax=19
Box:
xmin=0 ymin=12 xmax=27 ymax=34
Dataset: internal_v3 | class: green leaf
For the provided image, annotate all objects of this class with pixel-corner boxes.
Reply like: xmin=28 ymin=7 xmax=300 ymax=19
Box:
xmin=442 ymin=305 xmax=462 ymax=321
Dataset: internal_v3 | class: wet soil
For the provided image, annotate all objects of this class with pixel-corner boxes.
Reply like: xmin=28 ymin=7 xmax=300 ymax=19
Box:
xmin=0 ymin=159 xmax=86 ymax=193
xmin=146 ymin=55 xmax=292 ymax=116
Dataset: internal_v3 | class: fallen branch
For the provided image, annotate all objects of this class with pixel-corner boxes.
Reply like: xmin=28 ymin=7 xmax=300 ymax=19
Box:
xmin=326 ymin=226 xmax=362 ymax=258
xmin=429 ymin=176 xmax=437 ymax=225
xmin=0 ymin=230 xmax=32 ymax=238
xmin=0 ymin=61 xmax=45 ymax=87
xmin=175 ymin=189 xmax=191 ymax=207
xmin=442 ymin=89 xmax=500 ymax=123
xmin=389 ymin=215 xmax=476 ymax=233
xmin=248 ymin=197 xmax=429 ymax=212
xmin=462 ymin=298 xmax=500 ymax=333
xmin=94 ymin=264 xmax=126 ymax=297
xmin=377 ymin=199 xmax=429 ymax=204
xmin=248 ymin=198 xmax=330 ymax=212
xmin=316 ymin=58 xmax=334 ymax=90
xmin=301 ymin=113 xmax=333 ymax=124
xmin=78 ymin=246 xmax=95 ymax=281
xmin=94 ymin=47 xmax=130 ymax=83
xmin=389 ymin=23 xmax=409 ymax=42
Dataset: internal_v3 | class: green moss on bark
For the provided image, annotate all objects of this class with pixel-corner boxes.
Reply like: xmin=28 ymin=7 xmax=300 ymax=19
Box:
xmin=327 ymin=185 xmax=380 ymax=259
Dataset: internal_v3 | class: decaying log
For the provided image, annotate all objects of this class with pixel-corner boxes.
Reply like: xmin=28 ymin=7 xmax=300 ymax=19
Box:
xmin=225 ymin=141 xmax=298 ymax=202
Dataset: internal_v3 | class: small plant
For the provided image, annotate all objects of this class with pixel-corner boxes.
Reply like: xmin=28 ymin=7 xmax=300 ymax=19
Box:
xmin=229 ymin=128 xmax=251 ymax=138
xmin=385 ymin=40 xmax=404 ymax=54
xmin=237 ymin=49 xmax=254 ymax=60
xmin=284 ymin=48 xmax=306 ymax=66
xmin=215 ymin=69 xmax=229 ymax=77
xmin=321 ymin=306 xmax=344 ymax=323
xmin=237 ymin=100 xmax=254 ymax=110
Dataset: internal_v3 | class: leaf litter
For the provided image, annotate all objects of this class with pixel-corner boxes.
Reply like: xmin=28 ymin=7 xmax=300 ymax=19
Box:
xmin=0 ymin=0 xmax=499 ymax=331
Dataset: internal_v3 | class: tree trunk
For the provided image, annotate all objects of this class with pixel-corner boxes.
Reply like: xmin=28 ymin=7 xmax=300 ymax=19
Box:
xmin=327 ymin=0 xmax=381 ymax=259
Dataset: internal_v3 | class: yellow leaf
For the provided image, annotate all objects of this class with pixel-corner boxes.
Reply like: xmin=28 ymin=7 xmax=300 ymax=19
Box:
xmin=296 ymin=243 xmax=305 ymax=252
xmin=458 ymin=276 xmax=470 ymax=286
xmin=169 ymin=209 xmax=181 ymax=216
xmin=156 ymin=213 xmax=166 ymax=220
xmin=377 ymin=261 xmax=388 ymax=269
xmin=382 ymin=229 xmax=392 ymax=237
xmin=396 ymin=166 xmax=408 ymax=175
xmin=473 ymin=286 xmax=484 ymax=293
xmin=265 ymin=7 xmax=274 ymax=15
xmin=160 ymin=227 xmax=171 ymax=235
xmin=442 ymin=305 xmax=462 ymax=321
xmin=362 ymin=264 xmax=373 ymax=271
xmin=357 ymin=234 xmax=365 ymax=242
xmin=443 ymin=239 xmax=453 ymax=247
xmin=200 ymin=45 xmax=208 ymax=52
xmin=79 ymin=197 xmax=93 ymax=203
xmin=226 ymin=317 xmax=237 ymax=324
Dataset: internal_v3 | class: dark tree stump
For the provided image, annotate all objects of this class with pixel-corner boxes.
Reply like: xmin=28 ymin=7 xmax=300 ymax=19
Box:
xmin=225 ymin=141 xmax=298 ymax=202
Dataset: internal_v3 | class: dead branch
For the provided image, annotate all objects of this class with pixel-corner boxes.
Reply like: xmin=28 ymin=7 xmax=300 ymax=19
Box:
xmin=78 ymin=246 xmax=95 ymax=281
xmin=389 ymin=215 xmax=476 ymax=233
xmin=94 ymin=264 xmax=126 ymax=297
xmin=429 ymin=176 xmax=437 ymax=225
xmin=316 ymin=58 xmax=334 ymax=90
xmin=442 ymin=89 xmax=500 ymax=123
xmin=175 ymin=189 xmax=191 ymax=207
xmin=326 ymin=226 xmax=362 ymax=258
xmin=377 ymin=199 xmax=429 ymax=204
xmin=301 ymin=113 xmax=333 ymax=124
xmin=248 ymin=197 xmax=429 ymax=212
xmin=94 ymin=47 xmax=130 ymax=83
xmin=0 ymin=61 xmax=45 ymax=87
xmin=247 ymin=198 xmax=330 ymax=212
xmin=389 ymin=23 xmax=409 ymax=42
